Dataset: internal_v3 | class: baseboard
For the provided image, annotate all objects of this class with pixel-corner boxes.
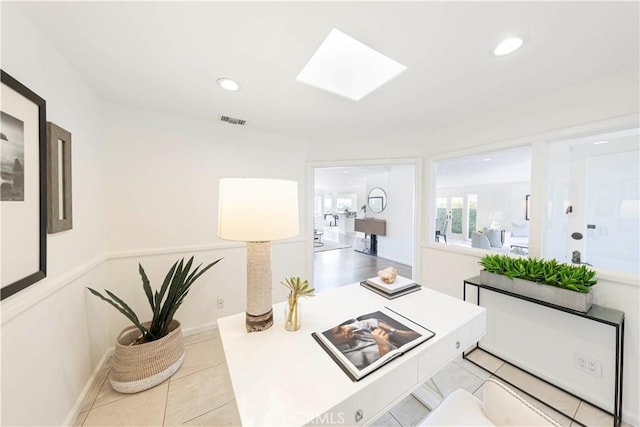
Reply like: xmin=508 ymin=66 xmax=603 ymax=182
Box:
xmin=375 ymin=253 xmax=412 ymax=268
xmin=182 ymin=320 xmax=219 ymax=336
xmin=63 ymin=348 xmax=113 ymax=426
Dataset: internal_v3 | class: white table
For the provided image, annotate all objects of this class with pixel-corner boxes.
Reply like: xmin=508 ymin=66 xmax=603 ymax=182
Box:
xmin=218 ymin=284 xmax=486 ymax=426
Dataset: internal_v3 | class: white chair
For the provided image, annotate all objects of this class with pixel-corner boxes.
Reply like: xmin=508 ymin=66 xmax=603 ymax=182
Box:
xmin=419 ymin=379 xmax=561 ymax=426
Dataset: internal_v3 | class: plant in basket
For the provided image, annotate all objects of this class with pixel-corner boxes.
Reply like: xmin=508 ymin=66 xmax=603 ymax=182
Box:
xmin=87 ymin=255 xmax=222 ymax=393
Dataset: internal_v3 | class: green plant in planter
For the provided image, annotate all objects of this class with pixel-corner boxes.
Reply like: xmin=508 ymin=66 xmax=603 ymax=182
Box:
xmin=479 ymin=254 xmax=597 ymax=293
xmin=88 ymin=256 xmax=222 ymax=343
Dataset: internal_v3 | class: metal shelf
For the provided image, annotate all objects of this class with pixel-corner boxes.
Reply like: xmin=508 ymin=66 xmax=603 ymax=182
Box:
xmin=463 ymin=275 xmax=624 ymax=427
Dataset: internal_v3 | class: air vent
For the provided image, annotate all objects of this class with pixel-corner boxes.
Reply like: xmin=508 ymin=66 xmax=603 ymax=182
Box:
xmin=220 ymin=115 xmax=246 ymax=126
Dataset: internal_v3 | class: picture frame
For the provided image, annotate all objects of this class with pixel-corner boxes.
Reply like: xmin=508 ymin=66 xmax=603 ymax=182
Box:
xmin=47 ymin=122 xmax=72 ymax=233
xmin=1 ymin=70 xmax=47 ymax=300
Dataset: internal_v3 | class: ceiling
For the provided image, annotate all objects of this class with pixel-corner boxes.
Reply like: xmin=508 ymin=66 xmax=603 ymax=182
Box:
xmin=436 ymin=146 xmax=531 ymax=187
xmin=315 ymin=165 xmax=392 ymax=193
xmin=16 ymin=1 xmax=640 ymax=144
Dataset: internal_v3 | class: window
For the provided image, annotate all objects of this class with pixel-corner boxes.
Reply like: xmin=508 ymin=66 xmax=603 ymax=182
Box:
xmin=336 ymin=198 xmax=353 ymax=211
xmin=451 ymin=197 xmax=463 ymax=235
xmin=436 ymin=197 xmax=447 ymax=229
xmin=468 ymin=195 xmax=477 ymax=238
xmin=544 ymin=128 xmax=639 ymax=274
xmin=435 ymin=146 xmax=531 ymax=248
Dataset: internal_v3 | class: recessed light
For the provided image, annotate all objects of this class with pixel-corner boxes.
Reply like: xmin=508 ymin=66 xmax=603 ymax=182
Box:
xmin=296 ymin=28 xmax=406 ymax=101
xmin=493 ymin=37 xmax=524 ymax=56
xmin=217 ymin=78 xmax=240 ymax=91
xmin=483 ymin=158 xmax=492 ymax=162
xmin=593 ymin=140 xmax=608 ymax=145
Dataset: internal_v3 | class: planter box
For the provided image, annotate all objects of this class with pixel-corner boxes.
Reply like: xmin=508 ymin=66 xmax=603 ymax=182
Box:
xmin=110 ymin=320 xmax=185 ymax=393
xmin=479 ymin=270 xmax=593 ymax=313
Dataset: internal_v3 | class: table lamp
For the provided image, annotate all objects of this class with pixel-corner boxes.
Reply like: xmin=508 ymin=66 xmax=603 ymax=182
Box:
xmin=218 ymin=178 xmax=299 ymax=332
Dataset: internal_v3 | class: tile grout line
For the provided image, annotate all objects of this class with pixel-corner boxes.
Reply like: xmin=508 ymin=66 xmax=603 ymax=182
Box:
xmin=572 ymin=400 xmax=583 ymax=424
xmin=162 ymin=375 xmax=172 ymax=426
xmin=172 ymin=360 xmax=227 ymax=384
xmin=180 ymin=399 xmax=236 ymax=425
xmin=86 ymin=368 xmax=110 ymax=414
xmin=388 ymin=410 xmax=403 ymax=427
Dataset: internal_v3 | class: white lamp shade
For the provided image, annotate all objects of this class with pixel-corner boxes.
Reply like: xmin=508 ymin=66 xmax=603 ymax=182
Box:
xmin=218 ymin=178 xmax=299 ymax=242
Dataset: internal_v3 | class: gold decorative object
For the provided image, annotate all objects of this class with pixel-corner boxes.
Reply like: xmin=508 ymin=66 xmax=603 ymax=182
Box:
xmin=281 ymin=277 xmax=315 ymax=332
xmin=377 ymin=267 xmax=397 ymax=284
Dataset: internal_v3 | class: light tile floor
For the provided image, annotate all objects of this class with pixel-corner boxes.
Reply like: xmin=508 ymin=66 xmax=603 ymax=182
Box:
xmin=76 ymin=330 xmax=631 ymax=427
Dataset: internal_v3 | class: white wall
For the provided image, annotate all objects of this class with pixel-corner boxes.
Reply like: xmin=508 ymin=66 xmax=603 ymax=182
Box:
xmin=376 ymin=166 xmax=414 ymax=266
xmin=102 ymin=102 xmax=309 ymax=252
xmin=101 ymin=103 xmax=309 ymax=339
xmin=1 ymin=3 xmax=108 ymax=426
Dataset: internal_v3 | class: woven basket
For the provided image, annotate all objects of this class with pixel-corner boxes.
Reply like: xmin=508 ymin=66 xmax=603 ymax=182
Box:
xmin=110 ymin=320 xmax=185 ymax=393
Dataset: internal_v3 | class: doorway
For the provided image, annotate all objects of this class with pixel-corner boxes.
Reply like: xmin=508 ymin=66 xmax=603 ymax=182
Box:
xmin=307 ymin=159 xmax=421 ymax=290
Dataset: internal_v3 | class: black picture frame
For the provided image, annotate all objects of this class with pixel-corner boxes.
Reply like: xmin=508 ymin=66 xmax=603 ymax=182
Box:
xmin=525 ymin=194 xmax=531 ymax=221
xmin=1 ymin=70 xmax=47 ymax=300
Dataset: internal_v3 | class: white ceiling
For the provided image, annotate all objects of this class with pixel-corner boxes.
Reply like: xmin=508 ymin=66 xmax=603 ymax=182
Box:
xmin=315 ymin=165 xmax=391 ymax=193
xmin=16 ymin=1 xmax=640 ymax=144
xmin=436 ymin=145 xmax=531 ymax=187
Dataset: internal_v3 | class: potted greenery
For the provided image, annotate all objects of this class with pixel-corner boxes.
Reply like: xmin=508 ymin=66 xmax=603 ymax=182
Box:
xmin=478 ymin=254 xmax=597 ymax=312
xmin=87 ymin=255 xmax=221 ymax=393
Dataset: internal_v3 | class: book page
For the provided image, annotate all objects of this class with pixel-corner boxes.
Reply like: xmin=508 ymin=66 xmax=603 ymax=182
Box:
xmin=314 ymin=308 xmax=435 ymax=380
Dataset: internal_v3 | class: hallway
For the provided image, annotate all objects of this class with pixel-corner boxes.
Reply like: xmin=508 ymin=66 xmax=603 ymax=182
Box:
xmin=313 ymin=225 xmax=412 ymax=290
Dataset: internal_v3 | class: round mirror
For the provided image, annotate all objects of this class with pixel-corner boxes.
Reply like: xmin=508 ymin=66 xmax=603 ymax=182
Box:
xmin=367 ymin=187 xmax=387 ymax=213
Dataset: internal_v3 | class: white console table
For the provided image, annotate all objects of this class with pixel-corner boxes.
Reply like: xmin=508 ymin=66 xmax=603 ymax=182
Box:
xmin=218 ymin=284 xmax=486 ymax=426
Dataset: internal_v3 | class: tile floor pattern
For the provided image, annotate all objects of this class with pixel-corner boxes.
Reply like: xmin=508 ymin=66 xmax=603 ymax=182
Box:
xmin=77 ymin=330 xmax=630 ymax=427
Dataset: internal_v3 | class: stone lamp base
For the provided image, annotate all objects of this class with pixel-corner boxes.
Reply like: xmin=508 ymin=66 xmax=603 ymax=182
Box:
xmin=246 ymin=241 xmax=274 ymax=332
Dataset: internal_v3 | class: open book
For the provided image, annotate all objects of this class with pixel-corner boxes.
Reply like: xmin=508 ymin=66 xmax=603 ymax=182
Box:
xmin=311 ymin=308 xmax=435 ymax=381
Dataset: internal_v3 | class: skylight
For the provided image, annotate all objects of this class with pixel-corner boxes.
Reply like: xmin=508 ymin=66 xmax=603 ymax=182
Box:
xmin=296 ymin=29 xmax=407 ymax=101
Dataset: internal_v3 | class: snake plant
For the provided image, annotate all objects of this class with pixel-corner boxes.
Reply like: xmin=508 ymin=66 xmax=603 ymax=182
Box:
xmin=479 ymin=254 xmax=597 ymax=293
xmin=88 ymin=256 xmax=222 ymax=343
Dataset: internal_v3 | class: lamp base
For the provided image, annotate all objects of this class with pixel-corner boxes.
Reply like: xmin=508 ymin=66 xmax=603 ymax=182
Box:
xmin=246 ymin=309 xmax=273 ymax=332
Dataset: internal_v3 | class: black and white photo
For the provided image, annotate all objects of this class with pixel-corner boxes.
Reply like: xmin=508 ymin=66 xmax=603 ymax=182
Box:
xmin=1 ymin=111 xmax=25 ymax=201
xmin=1 ymin=70 xmax=47 ymax=300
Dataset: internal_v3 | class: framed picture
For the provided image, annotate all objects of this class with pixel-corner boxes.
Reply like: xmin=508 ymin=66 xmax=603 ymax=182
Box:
xmin=47 ymin=122 xmax=72 ymax=233
xmin=1 ymin=70 xmax=47 ymax=300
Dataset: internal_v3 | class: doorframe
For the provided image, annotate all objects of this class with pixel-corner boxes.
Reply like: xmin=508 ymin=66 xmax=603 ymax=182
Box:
xmin=306 ymin=158 xmax=423 ymax=284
